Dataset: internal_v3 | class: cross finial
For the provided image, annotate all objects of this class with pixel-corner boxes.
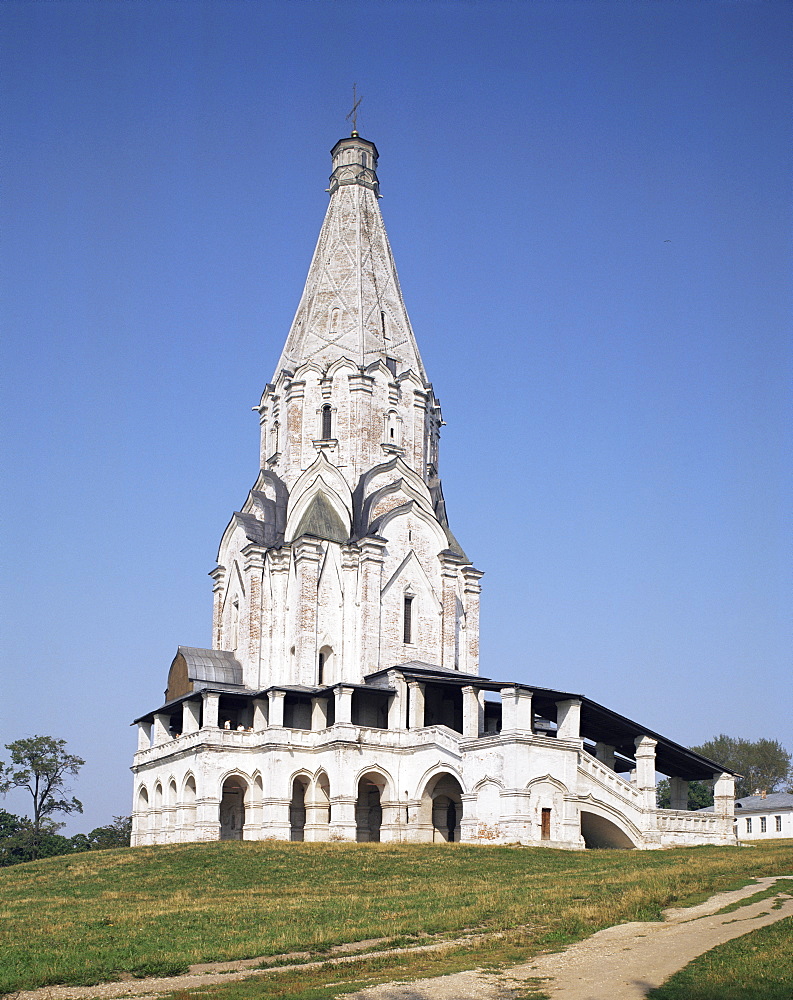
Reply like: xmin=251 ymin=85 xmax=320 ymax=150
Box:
xmin=346 ymin=83 xmax=362 ymax=137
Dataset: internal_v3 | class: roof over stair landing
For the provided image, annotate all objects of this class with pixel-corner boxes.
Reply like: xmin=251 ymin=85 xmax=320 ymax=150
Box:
xmin=141 ymin=647 xmax=737 ymax=784
xmin=273 ymin=134 xmax=427 ymax=382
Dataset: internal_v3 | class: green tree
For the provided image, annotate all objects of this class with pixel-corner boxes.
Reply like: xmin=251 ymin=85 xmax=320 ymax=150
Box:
xmin=692 ymin=735 xmax=792 ymax=799
xmin=0 ymin=810 xmax=80 ymax=866
xmin=656 ymin=779 xmax=714 ymax=810
xmin=85 ymin=815 xmax=132 ymax=849
xmin=0 ymin=736 xmax=84 ymax=859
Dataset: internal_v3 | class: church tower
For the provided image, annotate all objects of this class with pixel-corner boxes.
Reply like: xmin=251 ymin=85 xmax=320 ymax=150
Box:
xmin=131 ymin=130 xmax=736 ymax=850
xmin=210 ymin=133 xmax=482 ymax=693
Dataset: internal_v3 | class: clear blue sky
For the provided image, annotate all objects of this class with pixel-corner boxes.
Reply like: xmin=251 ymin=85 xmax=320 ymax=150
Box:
xmin=1 ymin=0 xmax=790 ymax=833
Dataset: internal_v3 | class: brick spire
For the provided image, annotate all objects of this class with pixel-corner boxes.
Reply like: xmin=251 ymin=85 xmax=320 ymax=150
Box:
xmin=273 ymin=135 xmax=427 ymax=382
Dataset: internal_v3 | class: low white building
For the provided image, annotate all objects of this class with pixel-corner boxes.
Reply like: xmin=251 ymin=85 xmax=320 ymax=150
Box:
xmin=131 ymin=130 xmax=736 ymax=850
xmin=734 ymin=793 xmax=793 ymax=840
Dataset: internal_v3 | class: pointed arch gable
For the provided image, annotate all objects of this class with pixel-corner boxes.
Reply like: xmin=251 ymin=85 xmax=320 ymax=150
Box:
xmin=381 ymin=549 xmax=442 ymax=611
xmin=363 ymin=358 xmax=394 ymax=381
xmin=358 ymin=456 xmax=432 ymax=508
xmin=291 ymin=360 xmax=326 ymax=382
xmin=216 ymin=514 xmax=253 ymax=566
xmin=286 ymin=454 xmax=353 ymax=543
xmin=363 ymin=477 xmax=435 ymax=530
xmin=396 ymin=368 xmax=424 ymax=390
xmin=239 ymin=470 xmax=289 ymax=546
xmin=292 ymin=492 xmax=348 ymax=543
xmin=326 ymin=356 xmax=359 ymax=379
xmin=373 ymin=501 xmax=449 ymax=554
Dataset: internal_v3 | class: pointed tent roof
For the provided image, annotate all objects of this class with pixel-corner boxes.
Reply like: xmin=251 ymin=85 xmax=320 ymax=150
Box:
xmin=273 ymin=135 xmax=427 ymax=382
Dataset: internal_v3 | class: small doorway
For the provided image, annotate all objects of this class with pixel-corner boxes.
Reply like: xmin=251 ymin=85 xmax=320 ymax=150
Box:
xmin=426 ymin=773 xmax=464 ymax=843
xmin=219 ymin=778 xmax=246 ymax=840
xmin=290 ymin=777 xmax=308 ymax=841
xmin=541 ymin=808 xmax=551 ymax=841
xmin=356 ymin=776 xmax=383 ymax=842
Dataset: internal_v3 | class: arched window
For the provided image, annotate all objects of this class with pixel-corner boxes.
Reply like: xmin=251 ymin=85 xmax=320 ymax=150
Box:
xmin=318 ymin=645 xmax=333 ymax=685
xmin=329 ymin=307 xmax=340 ymax=332
xmin=361 ymin=151 xmax=368 ymax=169
xmin=384 ymin=410 xmax=401 ymax=446
xmin=272 ymin=421 xmax=280 ymax=454
xmin=403 ymin=594 xmax=414 ymax=645
xmin=321 ymin=404 xmax=332 ymax=440
xmin=231 ymin=598 xmax=239 ymax=651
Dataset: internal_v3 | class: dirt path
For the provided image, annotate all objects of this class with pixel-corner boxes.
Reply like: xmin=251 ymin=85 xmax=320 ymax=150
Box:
xmin=12 ymin=875 xmax=793 ymax=1000
xmin=349 ymin=875 xmax=793 ymax=1000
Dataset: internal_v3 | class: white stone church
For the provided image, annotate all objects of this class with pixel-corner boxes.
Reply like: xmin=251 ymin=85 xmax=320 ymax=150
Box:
xmin=131 ymin=131 xmax=736 ymax=850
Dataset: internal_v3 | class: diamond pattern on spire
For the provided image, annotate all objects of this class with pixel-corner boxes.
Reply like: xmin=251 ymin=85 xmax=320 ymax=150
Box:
xmin=273 ymin=170 xmax=427 ymax=381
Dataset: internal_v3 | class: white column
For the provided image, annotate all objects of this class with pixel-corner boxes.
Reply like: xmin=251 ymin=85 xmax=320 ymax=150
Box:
xmin=252 ymin=698 xmax=268 ymax=732
xmin=268 ymin=689 xmax=285 ymax=727
xmin=669 ymin=776 xmax=689 ymax=810
xmin=462 ymin=686 xmax=483 ymax=738
xmin=182 ymin=700 xmax=201 ymax=735
xmin=387 ymin=671 xmax=407 ymax=730
xmin=595 ymin=742 xmax=616 ymax=769
xmin=335 ymin=685 xmax=354 ymax=725
xmin=408 ymin=680 xmax=425 ymax=729
xmin=501 ymin=687 xmax=533 ymax=733
xmin=137 ymin=722 xmax=152 ymax=751
xmin=329 ymin=795 xmax=357 ymax=841
xmin=153 ymin=713 xmax=171 ymax=745
xmin=713 ymin=772 xmax=735 ymax=818
xmin=556 ymin=698 xmax=582 ymax=740
xmin=202 ymin=692 xmax=219 ymax=729
xmin=634 ymin=736 xmax=658 ymax=810
xmin=311 ymin=696 xmax=329 ymax=730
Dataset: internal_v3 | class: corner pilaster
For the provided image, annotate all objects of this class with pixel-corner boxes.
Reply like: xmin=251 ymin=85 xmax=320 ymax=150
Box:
xmin=292 ymin=536 xmax=324 ymax=685
xmin=358 ymin=537 xmax=386 ymax=674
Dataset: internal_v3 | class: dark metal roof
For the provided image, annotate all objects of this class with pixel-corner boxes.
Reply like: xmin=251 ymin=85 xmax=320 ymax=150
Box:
xmin=233 ymin=512 xmax=268 ymax=546
xmin=134 ymin=651 xmax=737 ymax=781
xmin=366 ymin=662 xmax=737 ymax=781
xmin=178 ymin=646 xmax=244 ymax=687
xmin=733 ymin=792 xmax=793 ymax=813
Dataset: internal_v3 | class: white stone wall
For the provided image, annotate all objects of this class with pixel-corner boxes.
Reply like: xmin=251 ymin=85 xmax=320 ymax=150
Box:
xmin=131 ymin=721 xmax=735 ymax=850
xmin=736 ymin=809 xmax=793 ymax=840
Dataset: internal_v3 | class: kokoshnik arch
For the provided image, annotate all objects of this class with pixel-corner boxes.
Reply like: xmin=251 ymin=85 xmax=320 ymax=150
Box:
xmin=131 ymin=130 xmax=737 ymax=850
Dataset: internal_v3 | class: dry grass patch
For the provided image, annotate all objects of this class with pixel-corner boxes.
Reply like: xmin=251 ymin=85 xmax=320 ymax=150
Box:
xmin=0 ymin=840 xmax=792 ymax=995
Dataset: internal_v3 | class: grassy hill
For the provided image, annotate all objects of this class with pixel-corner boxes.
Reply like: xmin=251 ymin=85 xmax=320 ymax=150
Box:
xmin=1 ymin=839 xmax=792 ymax=996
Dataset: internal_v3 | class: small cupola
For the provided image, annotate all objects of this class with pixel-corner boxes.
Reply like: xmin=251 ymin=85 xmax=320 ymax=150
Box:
xmin=328 ymin=135 xmax=380 ymax=197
